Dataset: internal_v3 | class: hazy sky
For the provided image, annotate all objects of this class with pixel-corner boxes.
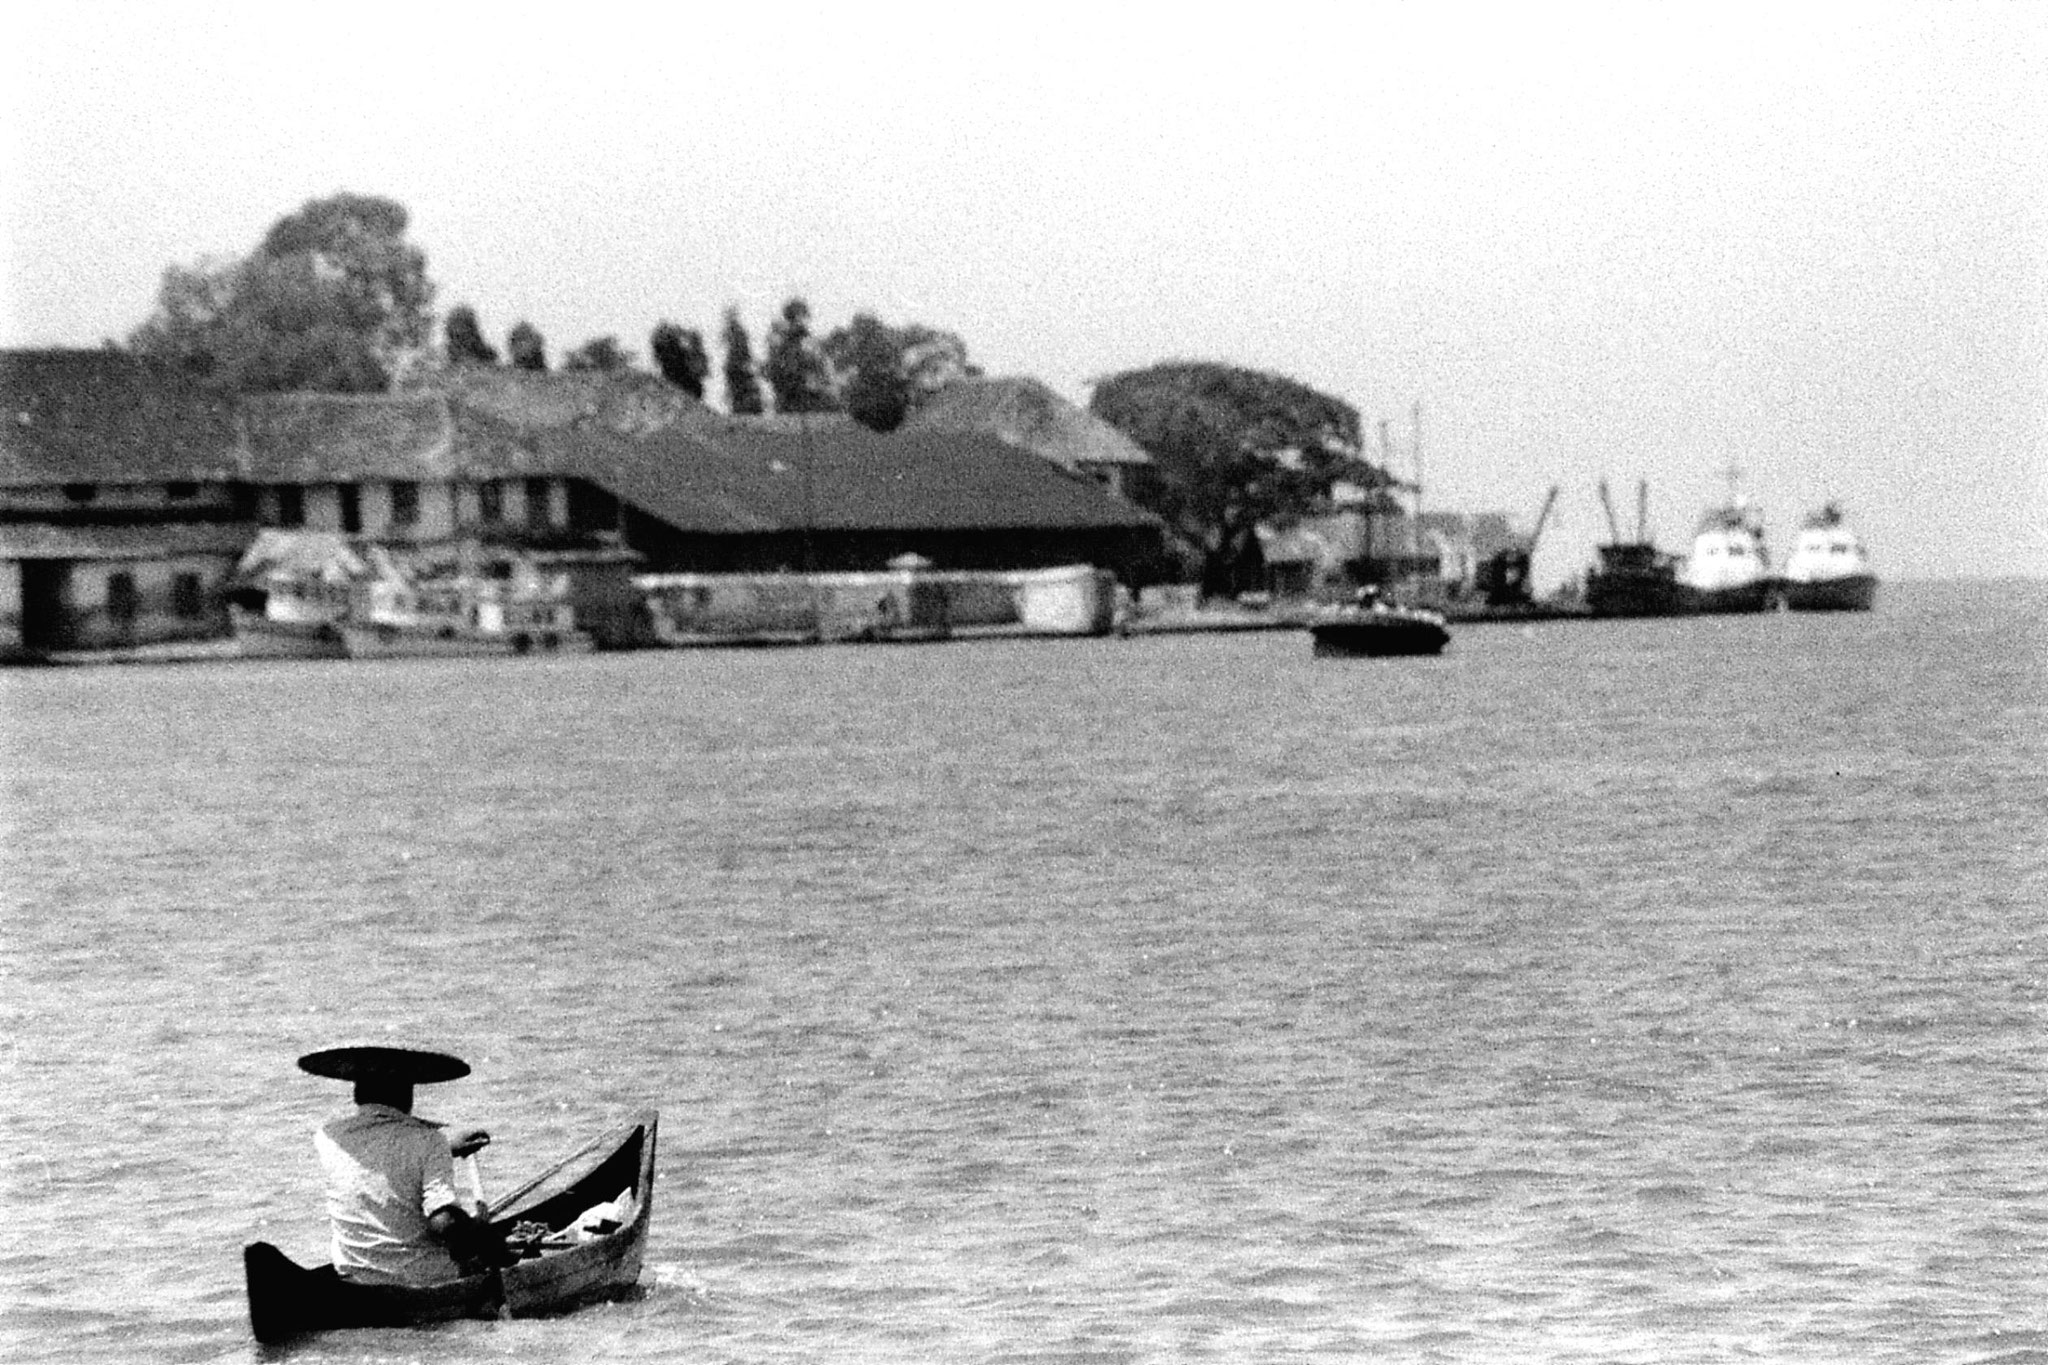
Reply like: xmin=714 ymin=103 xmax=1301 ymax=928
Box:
xmin=4 ymin=2 xmax=2042 ymax=583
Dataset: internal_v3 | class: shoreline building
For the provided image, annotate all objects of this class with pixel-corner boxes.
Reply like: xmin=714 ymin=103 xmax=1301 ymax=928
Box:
xmin=2 ymin=352 xmax=1172 ymax=660
xmin=0 ymin=350 xmax=251 ymax=660
xmin=1257 ymin=505 xmax=1523 ymax=604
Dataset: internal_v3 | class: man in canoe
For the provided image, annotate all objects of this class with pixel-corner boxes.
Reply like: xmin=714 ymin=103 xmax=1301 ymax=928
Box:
xmin=299 ymin=1043 xmax=511 ymax=1286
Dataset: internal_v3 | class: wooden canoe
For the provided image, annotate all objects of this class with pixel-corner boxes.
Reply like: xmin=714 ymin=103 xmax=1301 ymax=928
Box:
xmin=245 ymin=1107 xmax=657 ymax=1345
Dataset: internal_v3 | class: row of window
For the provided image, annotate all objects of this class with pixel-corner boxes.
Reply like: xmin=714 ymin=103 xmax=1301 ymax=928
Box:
xmin=61 ymin=481 xmax=202 ymax=503
xmin=40 ymin=480 xmax=553 ymax=530
xmin=273 ymin=479 xmax=555 ymax=532
xmin=104 ymin=572 xmax=207 ymax=621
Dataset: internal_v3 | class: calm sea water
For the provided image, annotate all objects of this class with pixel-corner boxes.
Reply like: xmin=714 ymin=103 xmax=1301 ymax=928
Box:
xmin=2 ymin=580 xmax=2044 ymax=1364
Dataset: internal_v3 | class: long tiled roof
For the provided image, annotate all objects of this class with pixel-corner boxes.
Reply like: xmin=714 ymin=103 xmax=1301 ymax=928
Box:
xmin=685 ymin=411 xmax=862 ymax=438
xmin=531 ymin=421 xmax=1163 ymax=536
xmin=0 ymin=350 xmax=242 ymax=485
xmin=236 ymin=392 xmax=569 ymax=482
xmin=1 ymin=352 xmax=1163 ymax=540
xmin=534 ymin=424 xmax=780 ymax=534
xmin=237 ymin=391 xmax=455 ymax=481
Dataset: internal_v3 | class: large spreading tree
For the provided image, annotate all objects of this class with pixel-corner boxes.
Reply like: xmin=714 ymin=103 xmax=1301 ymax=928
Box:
xmin=1089 ymin=362 xmax=1398 ymax=596
xmin=822 ymin=314 xmax=977 ymax=432
xmin=130 ymin=192 xmax=435 ymax=392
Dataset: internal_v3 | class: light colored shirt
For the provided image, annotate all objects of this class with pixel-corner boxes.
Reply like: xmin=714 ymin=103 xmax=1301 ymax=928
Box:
xmin=314 ymin=1103 xmax=465 ymax=1287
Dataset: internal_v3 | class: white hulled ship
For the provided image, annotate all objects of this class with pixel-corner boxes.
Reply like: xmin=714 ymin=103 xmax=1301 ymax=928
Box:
xmin=1676 ymin=478 xmax=1771 ymax=613
xmin=1778 ymin=502 xmax=1876 ymax=611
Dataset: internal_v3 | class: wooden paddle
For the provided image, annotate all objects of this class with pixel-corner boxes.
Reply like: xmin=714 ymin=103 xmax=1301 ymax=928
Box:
xmin=451 ymin=1127 xmax=492 ymax=1217
xmin=460 ymin=1152 xmax=490 ymax=1217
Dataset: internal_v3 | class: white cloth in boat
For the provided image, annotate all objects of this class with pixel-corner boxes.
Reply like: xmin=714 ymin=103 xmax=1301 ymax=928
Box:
xmin=314 ymin=1103 xmax=466 ymax=1287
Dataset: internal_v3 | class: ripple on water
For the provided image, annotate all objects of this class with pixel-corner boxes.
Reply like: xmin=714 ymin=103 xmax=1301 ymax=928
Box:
xmin=4 ymin=586 xmax=2046 ymax=1363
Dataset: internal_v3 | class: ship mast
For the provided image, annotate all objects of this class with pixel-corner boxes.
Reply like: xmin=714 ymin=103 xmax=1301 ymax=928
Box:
xmin=1375 ymin=419 xmax=1394 ymax=585
xmin=1411 ymin=401 xmax=1424 ymax=579
xmin=800 ymin=410 xmax=821 ymax=641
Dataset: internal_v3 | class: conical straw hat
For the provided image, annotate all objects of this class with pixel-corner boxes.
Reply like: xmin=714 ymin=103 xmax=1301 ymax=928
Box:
xmin=297 ymin=1043 xmax=471 ymax=1084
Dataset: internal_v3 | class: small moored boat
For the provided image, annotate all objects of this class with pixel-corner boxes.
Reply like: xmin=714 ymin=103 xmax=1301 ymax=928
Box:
xmin=244 ymin=1107 xmax=658 ymax=1345
xmin=230 ymin=605 xmax=348 ymax=660
xmin=228 ymin=531 xmax=359 ymax=660
xmin=339 ymin=563 xmax=591 ymax=658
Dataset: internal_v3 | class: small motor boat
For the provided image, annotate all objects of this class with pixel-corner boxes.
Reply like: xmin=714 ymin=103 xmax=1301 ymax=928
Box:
xmin=1307 ymin=591 xmax=1450 ymax=658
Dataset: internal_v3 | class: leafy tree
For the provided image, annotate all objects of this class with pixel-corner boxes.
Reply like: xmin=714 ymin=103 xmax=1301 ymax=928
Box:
xmin=507 ymin=320 xmax=547 ymax=372
xmin=1089 ymin=362 xmax=1395 ymax=594
xmin=763 ymin=296 xmax=838 ymax=415
xmin=127 ymin=258 xmax=238 ymax=376
xmin=821 ymin=313 xmax=978 ymax=432
xmin=562 ymin=336 xmax=633 ymax=374
xmin=443 ymin=304 xmax=498 ymax=365
xmin=650 ymin=322 xmax=710 ymax=399
xmin=721 ymin=308 xmax=764 ymax=415
xmin=131 ymin=192 xmax=434 ymax=392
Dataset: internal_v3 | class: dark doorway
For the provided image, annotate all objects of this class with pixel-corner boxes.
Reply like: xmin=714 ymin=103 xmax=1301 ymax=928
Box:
xmin=19 ymin=561 xmax=73 ymax=651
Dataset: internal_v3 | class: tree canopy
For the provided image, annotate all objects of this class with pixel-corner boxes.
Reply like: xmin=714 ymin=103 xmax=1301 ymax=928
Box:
xmin=650 ymin=322 xmax=711 ymax=399
xmin=129 ymin=192 xmax=435 ymax=392
xmin=443 ymin=304 xmax=498 ymax=365
xmin=562 ymin=335 xmax=633 ymax=374
xmin=821 ymin=314 xmax=978 ymax=432
xmin=1089 ymin=362 xmax=1396 ymax=591
xmin=507 ymin=320 xmax=547 ymax=372
xmin=721 ymin=309 xmax=764 ymax=415
xmin=763 ymin=297 xmax=838 ymax=415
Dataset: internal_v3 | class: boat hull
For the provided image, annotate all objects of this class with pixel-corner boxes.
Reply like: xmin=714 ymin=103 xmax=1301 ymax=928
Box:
xmin=1584 ymin=572 xmax=1686 ymax=617
xmin=1677 ymin=580 xmax=1773 ymax=614
xmin=231 ymin=607 xmax=348 ymax=660
xmin=1584 ymin=542 xmax=1685 ymax=617
xmin=1308 ymin=612 xmax=1450 ymax=657
xmin=1780 ymin=574 xmax=1876 ymax=612
xmin=246 ymin=1108 xmax=657 ymax=1345
xmin=338 ymin=622 xmax=593 ymax=659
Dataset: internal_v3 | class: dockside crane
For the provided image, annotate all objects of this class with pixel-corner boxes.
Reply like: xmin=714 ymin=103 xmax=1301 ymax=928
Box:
xmin=1477 ymin=483 xmax=1561 ymax=607
xmin=1598 ymin=477 xmax=1623 ymax=545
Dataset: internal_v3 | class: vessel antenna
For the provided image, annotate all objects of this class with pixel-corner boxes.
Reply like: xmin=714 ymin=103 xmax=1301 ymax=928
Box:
xmin=1720 ymin=463 xmax=1745 ymax=505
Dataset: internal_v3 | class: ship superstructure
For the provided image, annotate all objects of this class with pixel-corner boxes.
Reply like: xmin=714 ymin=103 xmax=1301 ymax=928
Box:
xmin=1779 ymin=503 xmax=1876 ymax=611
